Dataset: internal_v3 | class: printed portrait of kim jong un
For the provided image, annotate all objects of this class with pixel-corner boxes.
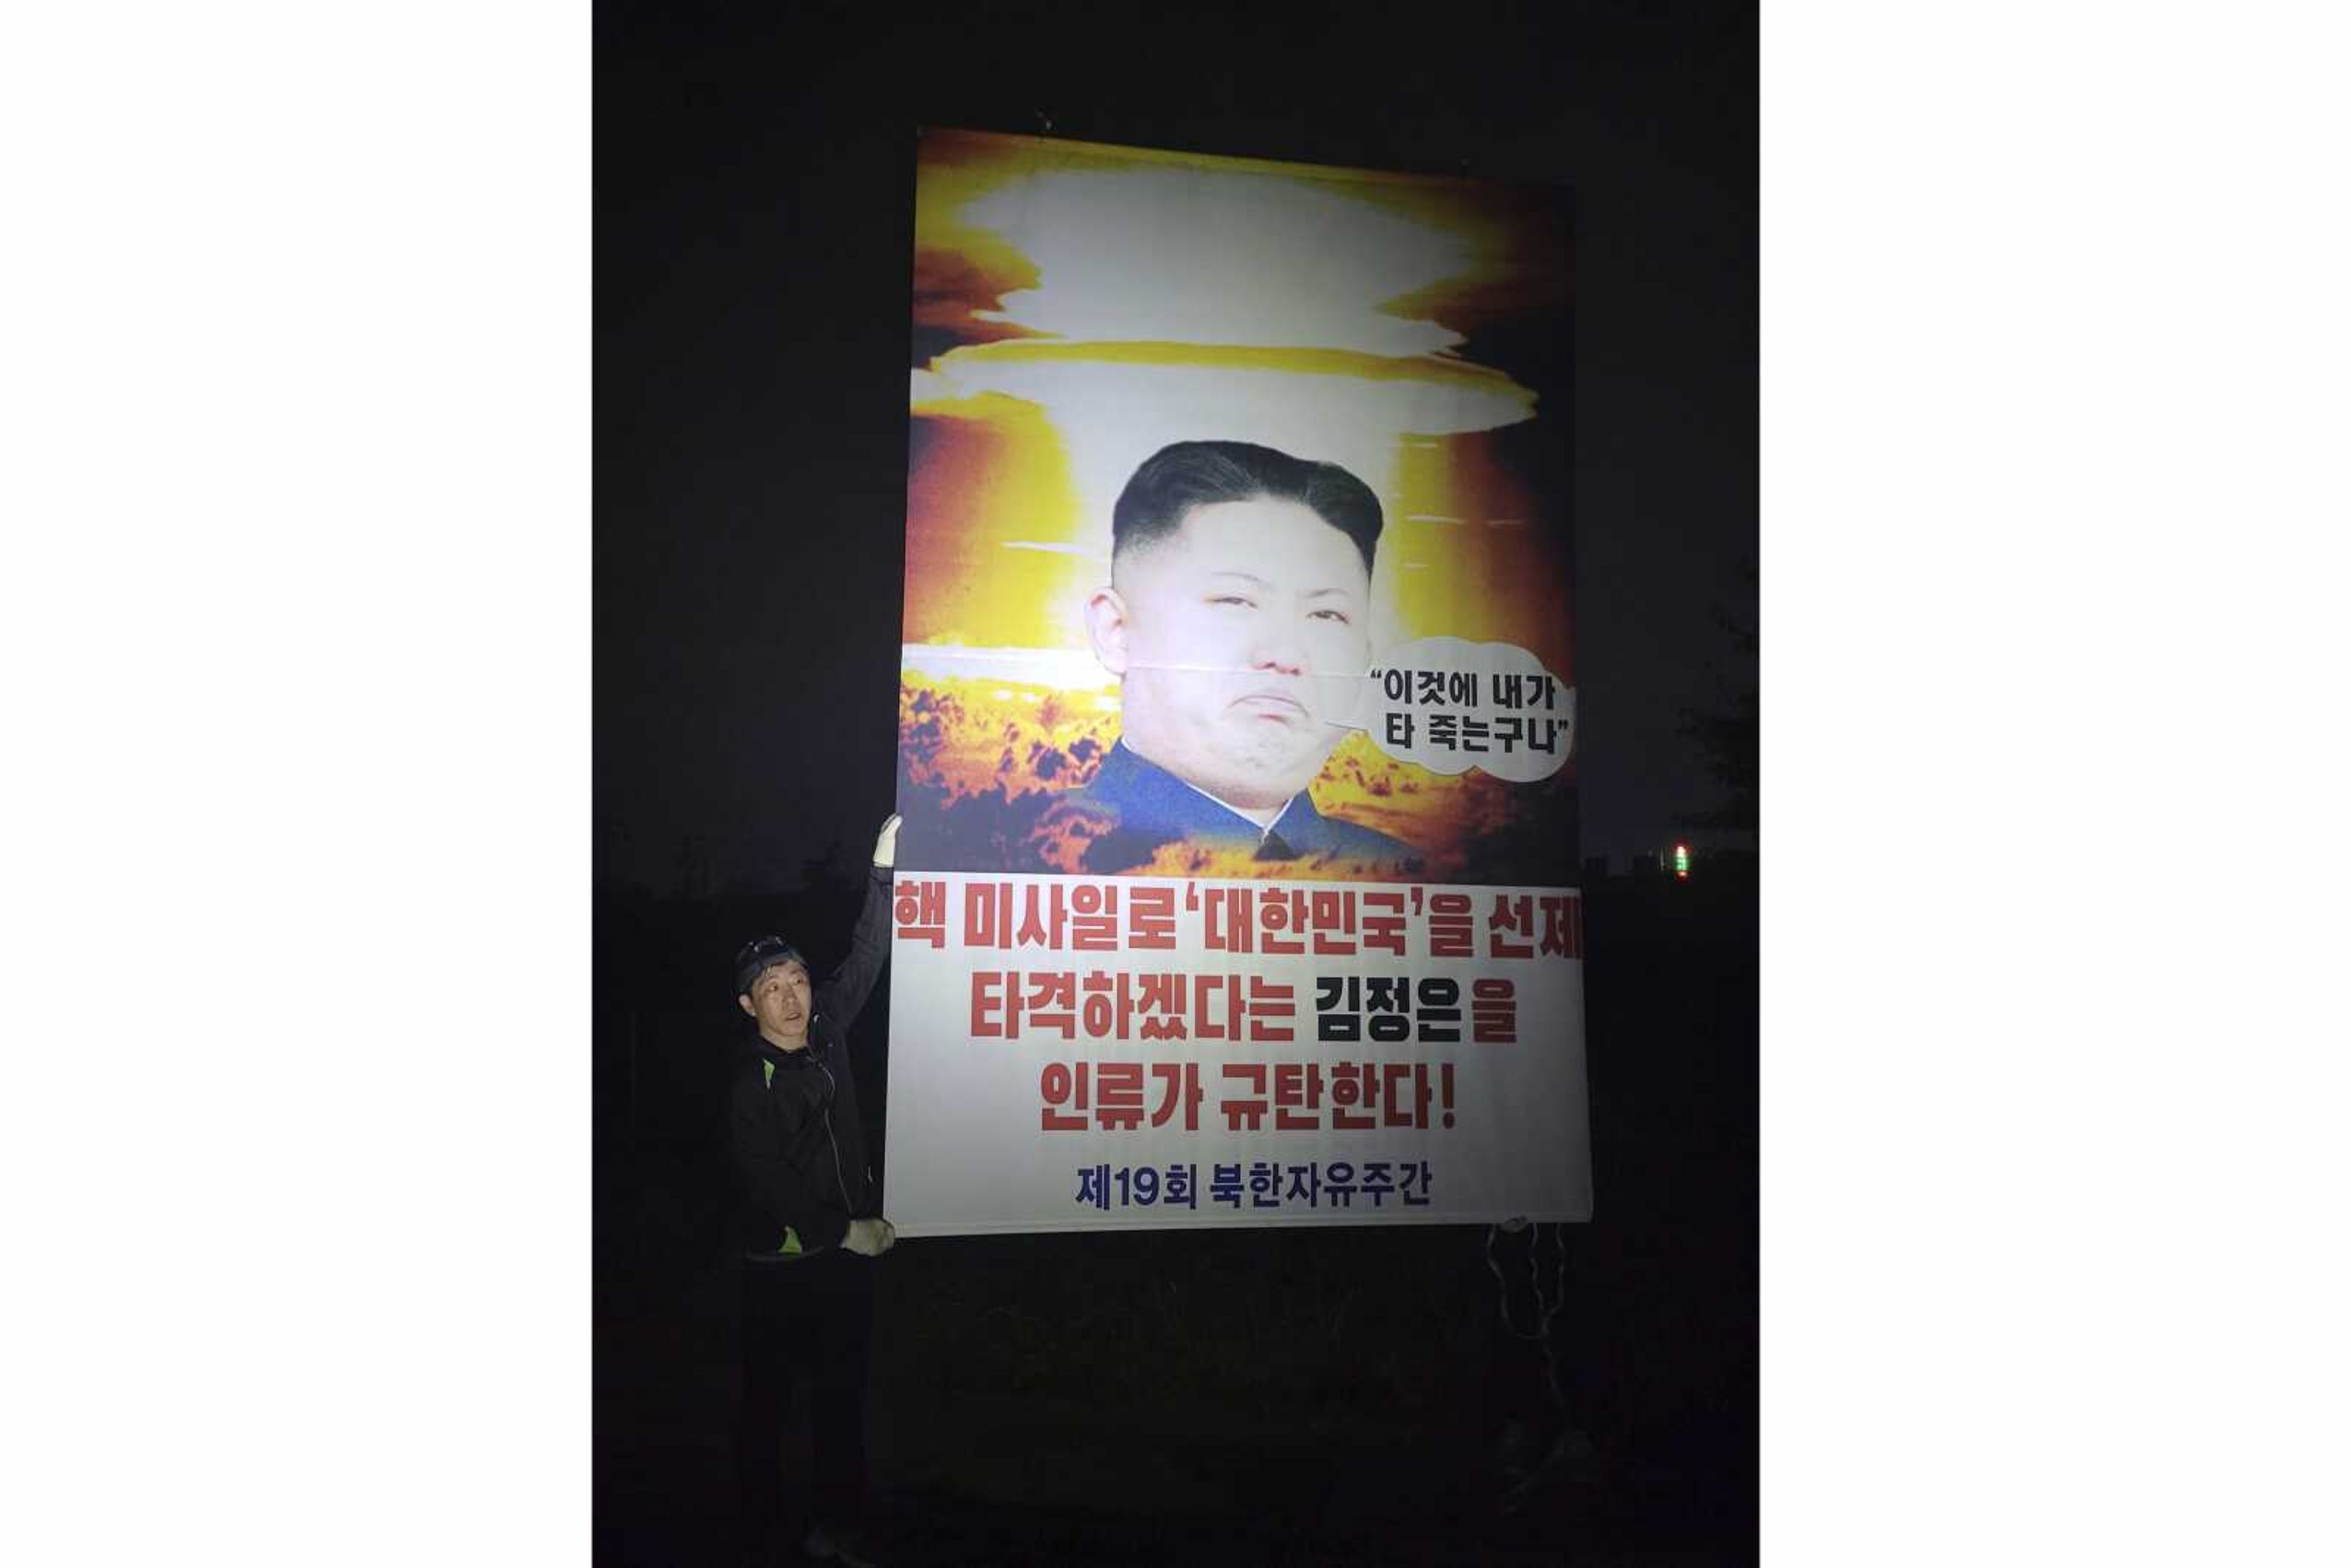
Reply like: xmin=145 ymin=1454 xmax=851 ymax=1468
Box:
xmin=1053 ymin=439 xmax=1419 ymax=875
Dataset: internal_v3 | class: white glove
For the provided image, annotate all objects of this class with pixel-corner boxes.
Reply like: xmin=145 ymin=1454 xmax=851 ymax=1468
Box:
xmin=872 ymin=813 xmax=902 ymax=869
xmin=842 ymin=1216 xmax=898 ymax=1257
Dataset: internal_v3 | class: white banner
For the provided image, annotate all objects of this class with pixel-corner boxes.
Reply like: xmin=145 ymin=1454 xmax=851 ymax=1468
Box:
xmin=885 ymin=871 xmax=1589 ymax=1233
xmin=888 ymin=129 xmax=1581 ymax=1234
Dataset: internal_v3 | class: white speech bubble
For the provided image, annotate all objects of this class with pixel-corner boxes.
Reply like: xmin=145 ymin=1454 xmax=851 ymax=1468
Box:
xmin=1340 ymin=637 xmax=1575 ymax=781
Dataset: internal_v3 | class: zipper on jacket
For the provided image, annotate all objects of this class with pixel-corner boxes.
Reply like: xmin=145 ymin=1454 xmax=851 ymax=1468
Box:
xmin=817 ymin=1057 xmax=853 ymax=1213
xmin=759 ymin=1024 xmax=858 ymax=1242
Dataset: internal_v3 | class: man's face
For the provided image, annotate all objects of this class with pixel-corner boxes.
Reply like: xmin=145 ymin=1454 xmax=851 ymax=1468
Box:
xmin=738 ymin=959 xmax=812 ymax=1043
xmin=1087 ymin=497 xmax=1373 ymax=810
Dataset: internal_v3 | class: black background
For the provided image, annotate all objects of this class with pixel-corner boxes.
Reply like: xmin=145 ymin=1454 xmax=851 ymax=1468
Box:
xmin=596 ymin=4 xmax=1755 ymax=1563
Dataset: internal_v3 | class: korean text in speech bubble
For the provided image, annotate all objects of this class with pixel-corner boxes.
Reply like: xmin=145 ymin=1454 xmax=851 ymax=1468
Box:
xmin=1338 ymin=637 xmax=1575 ymax=781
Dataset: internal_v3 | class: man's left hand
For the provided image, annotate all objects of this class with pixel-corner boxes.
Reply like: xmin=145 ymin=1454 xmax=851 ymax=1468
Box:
xmin=872 ymin=813 xmax=902 ymax=869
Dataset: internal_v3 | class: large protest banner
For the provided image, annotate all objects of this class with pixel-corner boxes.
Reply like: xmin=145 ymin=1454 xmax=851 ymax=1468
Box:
xmin=885 ymin=129 xmax=1583 ymax=1233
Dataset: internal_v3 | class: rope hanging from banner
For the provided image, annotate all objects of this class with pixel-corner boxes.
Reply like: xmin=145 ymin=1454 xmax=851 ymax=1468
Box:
xmin=1485 ymin=1219 xmax=1570 ymax=1410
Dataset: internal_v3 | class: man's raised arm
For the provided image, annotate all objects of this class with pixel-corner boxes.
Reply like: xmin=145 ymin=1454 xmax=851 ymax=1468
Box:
xmin=816 ymin=813 xmax=901 ymax=1032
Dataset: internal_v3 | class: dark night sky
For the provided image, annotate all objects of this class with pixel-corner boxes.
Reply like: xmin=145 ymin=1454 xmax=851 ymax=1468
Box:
xmin=594 ymin=1 xmax=1755 ymax=892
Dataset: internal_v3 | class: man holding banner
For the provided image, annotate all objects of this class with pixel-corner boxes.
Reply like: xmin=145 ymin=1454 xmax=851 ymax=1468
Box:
xmin=728 ymin=814 xmax=901 ymax=1568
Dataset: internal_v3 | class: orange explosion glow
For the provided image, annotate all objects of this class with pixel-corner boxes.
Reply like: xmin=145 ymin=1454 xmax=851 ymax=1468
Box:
xmin=899 ymin=673 xmax=1517 ymax=880
xmin=900 ymin=130 xmax=1571 ymax=879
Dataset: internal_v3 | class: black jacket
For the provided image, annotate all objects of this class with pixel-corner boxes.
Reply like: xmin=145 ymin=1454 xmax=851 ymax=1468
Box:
xmin=728 ymin=866 xmax=891 ymax=1256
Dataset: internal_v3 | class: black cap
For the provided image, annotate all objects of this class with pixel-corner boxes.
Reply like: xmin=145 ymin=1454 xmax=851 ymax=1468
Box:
xmin=732 ymin=936 xmax=806 ymax=998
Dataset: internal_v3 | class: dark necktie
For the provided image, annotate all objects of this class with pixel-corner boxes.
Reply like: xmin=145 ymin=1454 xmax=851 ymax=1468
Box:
xmin=1256 ymin=831 xmax=1297 ymax=861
